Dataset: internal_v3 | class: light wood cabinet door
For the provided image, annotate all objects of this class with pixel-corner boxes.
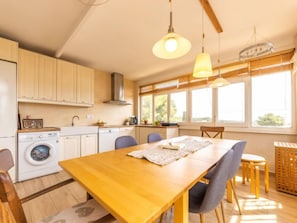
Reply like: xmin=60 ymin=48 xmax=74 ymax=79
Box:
xmin=57 ymin=59 xmax=77 ymax=103
xmin=18 ymin=49 xmax=39 ymax=99
xmin=137 ymin=127 xmax=178 ymax=144
xmin=77 ymin=65 xmax=94 ymax=105
xmin=60 ymin=135 xmax=80 ymax=160
xmin=81 ymin=134 xmax=98 ymax=156
xmin=0 ymin=37 xmax=18 ymax=62
xmin=38 ymin=54 xmax=57 ymax=101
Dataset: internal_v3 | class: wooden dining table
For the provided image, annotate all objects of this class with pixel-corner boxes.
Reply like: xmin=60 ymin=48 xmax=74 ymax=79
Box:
xmin=59 ymin=135 xmax=240 ymax=223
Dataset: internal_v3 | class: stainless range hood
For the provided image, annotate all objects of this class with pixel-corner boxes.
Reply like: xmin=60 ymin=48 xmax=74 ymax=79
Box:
xmin=104 ymin=72 xmax=131 ymax=105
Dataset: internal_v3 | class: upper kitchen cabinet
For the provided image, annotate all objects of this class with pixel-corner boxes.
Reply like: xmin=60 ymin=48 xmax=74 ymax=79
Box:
xmin=57 ymin=59 xmax=77 ymax=103
xmin=77 ymin=65 xmax=94 ymax=105
xmin=0 ymin=37 xmax=18 ymax=62
xmin=38 ymin=54 xmax=57 ymax=101
xmin=18 ymin=49 xmax=57 ymax=101
xmin=18 ymin=49 xmax=39 ymax=100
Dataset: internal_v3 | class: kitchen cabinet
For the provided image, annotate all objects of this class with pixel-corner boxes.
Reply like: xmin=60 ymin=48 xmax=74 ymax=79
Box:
xmin=60 ymin=135 xmax=80 ymax=160
xmin=18 ymin=49 xmax=57 ymax=101
xmin=18 ymin=49 xmax=94 ymax=106
xmin=77 ymin=64 xmax=94 ymax=105
xmin=81 ymin=134 xmax=98 ymax=156
xmin=136 ymin=126 xmax=179 ymax=144
xmin=18 ymin=49 xmax=39 ymax=100
xmin=57 ymin=59 xmax=77 ymax=103
xmin=38 ymin=53 xmax=57 ymax=100
xmin=0 ymin=37 xmax=18 ymax=62
xmin=60 ymin=133 xmax=98 ymax=160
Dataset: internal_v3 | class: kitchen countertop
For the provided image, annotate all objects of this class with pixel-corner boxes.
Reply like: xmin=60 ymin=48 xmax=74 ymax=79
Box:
xmin=136 ymin=124 xmax=179 ymax=128
xmin=17 ymin=127 xmax=61 ymax=133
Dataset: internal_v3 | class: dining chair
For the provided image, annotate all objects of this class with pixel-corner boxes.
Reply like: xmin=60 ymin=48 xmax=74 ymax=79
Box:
xmin=189 ymin=148 xmax=234 ymax=223
xmin=203 ymin=141 xmax=247 ymax=217
xmin=115 ymin=135 xmax=138 ymax=149
xmin=0 ymin=149 xmax=116 ymax=223
xmin=200 ymin=126 xmax=225 ymax=139
xmin=147 ymin=133 xmax=162 ymax=143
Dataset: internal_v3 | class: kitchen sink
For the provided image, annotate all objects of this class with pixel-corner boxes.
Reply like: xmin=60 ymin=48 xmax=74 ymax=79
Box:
xmin=60 ymin=126 xmax=98 ymax=136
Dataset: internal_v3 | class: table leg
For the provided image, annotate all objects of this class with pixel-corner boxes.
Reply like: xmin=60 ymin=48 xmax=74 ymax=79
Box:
xmin=174 ymin=192 xmax=188 ymax=223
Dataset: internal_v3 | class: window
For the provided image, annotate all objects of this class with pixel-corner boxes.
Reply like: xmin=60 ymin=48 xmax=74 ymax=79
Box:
xmin=217 ymin=82 xmax=245 ymax=124
xmin=169 ymin=91 xmax=187 ymax=122
xmin=140 ymin=94 xmax=152 ymax=123
xmin=252 ymin=71 xmax=292 ymax=128
xmin=191 ymin=88 xmax=212 ymax=122
xmin=154 ymin=94 xmax=168 ymax=122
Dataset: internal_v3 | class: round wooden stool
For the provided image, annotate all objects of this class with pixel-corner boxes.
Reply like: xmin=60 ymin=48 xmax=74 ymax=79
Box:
xmin=241 ymin=154 xmax=269 ymax=198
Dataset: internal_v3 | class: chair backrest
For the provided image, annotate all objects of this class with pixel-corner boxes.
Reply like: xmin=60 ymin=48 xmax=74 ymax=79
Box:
xmin=147 ymin=133 xmax=162 ymax=143
xmin=189 ymin=149 xmax=234 ymax=213
xmin=227 ymin=141 xmax=247 ymax=180
xmin=115 ymin=135 xmax=138 ymax=149
xmin=200 ymin=126 xmax=224 ymax=139
xmin=0 ymin=149 xmax=27 ymax=223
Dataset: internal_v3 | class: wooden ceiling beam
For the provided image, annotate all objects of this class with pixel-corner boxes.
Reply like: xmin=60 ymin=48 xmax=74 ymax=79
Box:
xmin=200 ymin=0 xmax=223 ymax=33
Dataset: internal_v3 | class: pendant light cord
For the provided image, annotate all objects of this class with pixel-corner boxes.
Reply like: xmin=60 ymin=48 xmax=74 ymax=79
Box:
xmin=202 ymin=11 xmax=205 ymax=53
xmin=168 ymin=0 xmax=174 ymax=33
xmin=218 ymin=33 xmax=221 ymax=77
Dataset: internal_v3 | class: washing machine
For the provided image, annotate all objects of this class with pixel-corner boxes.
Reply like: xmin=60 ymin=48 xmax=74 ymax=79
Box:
xmin=17 ymin=130 xmax=60 ymax=181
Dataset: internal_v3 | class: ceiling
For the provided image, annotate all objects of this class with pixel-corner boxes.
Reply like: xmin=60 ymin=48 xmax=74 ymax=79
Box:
xmin=1 ymin=0 xmax=297 ymax=81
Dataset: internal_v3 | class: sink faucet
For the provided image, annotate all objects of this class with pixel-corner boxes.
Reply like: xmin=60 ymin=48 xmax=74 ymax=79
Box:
xmin=72 ymin=115 xmax=79 ymax=126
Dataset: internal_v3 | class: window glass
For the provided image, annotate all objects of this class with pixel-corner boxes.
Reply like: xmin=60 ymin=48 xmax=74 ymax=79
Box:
xmin=169 ymin=91 xmax=187 ymax=122
xmin=140 ymin=95 xmax=152 ymax=123
xmin=252 ymin=71 xmax=292 ymax=127
xmin=217 ymin=82 xmax=245 ymax=123
xmin=191 ymin=88 xmax=212 ymax=122
xmin=154 ymin=94 xmax=168 ymax=122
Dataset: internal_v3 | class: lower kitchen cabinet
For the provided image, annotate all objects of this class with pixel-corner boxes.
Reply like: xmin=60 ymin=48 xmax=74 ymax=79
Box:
xmin=136 ymin=126 xmax=179 ymax=144
xmin=60 ymin=133 xmax=98 ymax=160
xmin=81 ymin=134 xmax=98 ymax=156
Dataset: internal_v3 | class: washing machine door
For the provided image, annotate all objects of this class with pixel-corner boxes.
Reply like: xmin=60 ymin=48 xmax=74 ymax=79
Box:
xmin=25 ymin=142 xmax=57 ymax=166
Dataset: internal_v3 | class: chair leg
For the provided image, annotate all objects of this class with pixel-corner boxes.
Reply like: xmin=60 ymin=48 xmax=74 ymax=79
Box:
xmin=220 ymin=201 xmax=226 ymax=223
xmin=214 ymin=207 xmax=222 ymax=223
xmin=200 ymin=213 xmax=205 ymax=223
xmin=255 ymin=166 xmax=260 ymax=198
xmin=230 ymin=180 xmax=242 ymax=215
xmin=159 ymin=213 xmax=164 ymax=223
xmin=265 ymin=162 xmax=269 ymax=193
xmin=250 ymin=162 xmax=255 ymax=194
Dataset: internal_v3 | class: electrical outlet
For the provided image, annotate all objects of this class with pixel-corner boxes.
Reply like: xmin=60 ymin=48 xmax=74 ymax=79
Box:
xmin=86 ymin=114 xmax=94 ymax=120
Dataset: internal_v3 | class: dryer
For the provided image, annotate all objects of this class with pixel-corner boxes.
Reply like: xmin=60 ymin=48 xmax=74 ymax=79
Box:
xmin=17 ymin=130 xmax=60 ymax=181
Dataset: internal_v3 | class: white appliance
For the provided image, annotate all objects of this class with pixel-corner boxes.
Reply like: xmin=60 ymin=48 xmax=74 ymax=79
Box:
xmin=0 ymin=60 xmax=17 ymax=181
xmin=18 ymin=131 xmax=60 ymax=181
xmin=98 ymin=128 xmax=119 ymax=153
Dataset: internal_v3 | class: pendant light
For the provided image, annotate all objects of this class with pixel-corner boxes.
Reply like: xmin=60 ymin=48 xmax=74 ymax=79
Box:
xmin=193 ymin=11 xmax=214 ymax=78
xmin=152 ymin=0 xmax=191 ymax=59
xmin=210 ymin=34 xmax=230 ymax=88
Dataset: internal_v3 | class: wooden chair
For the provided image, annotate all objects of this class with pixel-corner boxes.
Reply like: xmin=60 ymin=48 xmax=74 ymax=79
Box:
xmin=0 ymin=148 xmax=116 ymax=223
xmin=200 ymin=126 xmax=225 ymax=139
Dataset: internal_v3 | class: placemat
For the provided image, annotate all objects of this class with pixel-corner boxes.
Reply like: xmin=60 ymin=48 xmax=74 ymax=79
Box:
xmin=128 ymin=138 xmax=212 ymax=166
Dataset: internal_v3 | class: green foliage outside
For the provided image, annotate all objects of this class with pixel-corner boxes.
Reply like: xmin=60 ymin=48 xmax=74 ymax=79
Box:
xmin=256 ymin=113 xmax=284 ymax=126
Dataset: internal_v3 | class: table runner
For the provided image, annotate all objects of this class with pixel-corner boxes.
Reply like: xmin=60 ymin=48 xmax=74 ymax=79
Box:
xmin=128 ymin=138 xmax=211 ymax=166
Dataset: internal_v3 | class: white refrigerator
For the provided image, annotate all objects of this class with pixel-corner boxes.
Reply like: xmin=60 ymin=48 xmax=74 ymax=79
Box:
xmin=0 ymin=59 xmax=17 ymax=181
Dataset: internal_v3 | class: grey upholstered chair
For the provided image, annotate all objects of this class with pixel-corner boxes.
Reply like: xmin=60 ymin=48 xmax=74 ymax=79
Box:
xmin=189 ymin=148 xmax=234 ymax=223
xmin=203 ymin=141 xmax=247 ymax=216
xmin=0 ymin=149 xmax=116 ymax=223
xmin=115 ymin=135 xmax=138 ymax=149
xmin=147 ymin=133 xmax=162 ymax=143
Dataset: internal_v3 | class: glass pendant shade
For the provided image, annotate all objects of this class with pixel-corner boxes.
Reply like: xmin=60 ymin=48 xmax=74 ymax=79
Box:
xmin=210 ymin=77 xmax=230 ymax=88
xmin=192 ymin=53 xmax=213 ymax=78
xmin=153 ymin=32 xmax=191 ymax=59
